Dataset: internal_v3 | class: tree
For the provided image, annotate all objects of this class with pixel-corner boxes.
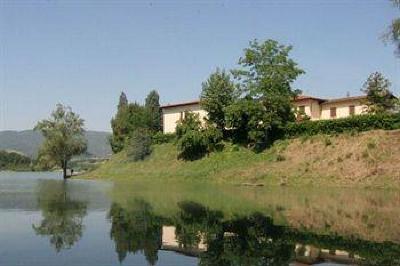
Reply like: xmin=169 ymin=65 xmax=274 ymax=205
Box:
xmin=118 ymin=91 xmax=128 ymax=110
xmin=229 ymin=39 xmax=304 ymax=148
xmin=110 ymin=91 xmax=162 ymax=153
xmin=361 ymin=72 xmax=398 ymax=113
xmin=384 ymin=0 xmax=400 ymax=56
xmin=32 ymin=180 xmax=87 ymax=252
xmin=35 ymin=104 xmax=87 ymax=179
xmin=145 ymin=90 xmax=162 ymax=132
xmin=126 ymin=128 xmax=152 ymax=161
xmin=108 ymin=200 xmax=162 ymax=265
xmin=200 ymin=69 xmax=237 ymax=131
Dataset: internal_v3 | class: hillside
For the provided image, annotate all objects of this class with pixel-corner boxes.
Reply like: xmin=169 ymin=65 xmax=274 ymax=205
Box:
xmin=0 ymin=130 xmax=112 ymax=158
xmin=84 ymin=130 xmax=400 ymax=188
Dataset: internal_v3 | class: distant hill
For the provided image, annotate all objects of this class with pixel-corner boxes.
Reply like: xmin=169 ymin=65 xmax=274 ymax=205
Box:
xmin=0 ymin=130 xmax=112 ymax=158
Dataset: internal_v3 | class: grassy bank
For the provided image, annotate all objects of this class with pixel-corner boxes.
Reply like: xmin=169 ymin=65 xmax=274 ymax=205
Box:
xmin=82 ymin=129 xmax=400 ymax=188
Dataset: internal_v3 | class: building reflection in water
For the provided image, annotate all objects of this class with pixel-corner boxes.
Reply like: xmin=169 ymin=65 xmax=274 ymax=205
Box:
xmin=108 ymin=199 xmax=400 ymax=266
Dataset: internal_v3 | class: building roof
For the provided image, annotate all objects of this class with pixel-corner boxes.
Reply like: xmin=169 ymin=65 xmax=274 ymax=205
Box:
xmin=161 ymin=100 xmax=200 ymax=109
xmin=160 ymin=95 xmax=369 ymax=108
xmin=321 ymin=95 xmax=367 ymax=105
xmin=295 ymin=95 xmax=326 ymax=102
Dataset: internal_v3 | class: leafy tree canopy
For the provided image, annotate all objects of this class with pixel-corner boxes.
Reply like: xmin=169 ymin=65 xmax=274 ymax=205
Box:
xmin=200 ymin=69 xmax=237 ymax=130
xmin=34 ymin=104 xmax=87 ymax=179
xmin=228 ymin=39 xmax=304 ymax=148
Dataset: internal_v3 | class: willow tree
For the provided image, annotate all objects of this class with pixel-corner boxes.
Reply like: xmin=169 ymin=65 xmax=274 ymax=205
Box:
xmin=35 ymin=104 xmax=87 ymax=179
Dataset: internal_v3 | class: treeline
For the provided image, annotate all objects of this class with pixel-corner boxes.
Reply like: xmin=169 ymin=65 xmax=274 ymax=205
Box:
xmin=110 ymin=39 xmax=399 ymax=162
xmin=109 ymin=90 xmax=162 ymax=160
xmin=0 ymin=150 xmax=32 ymax=171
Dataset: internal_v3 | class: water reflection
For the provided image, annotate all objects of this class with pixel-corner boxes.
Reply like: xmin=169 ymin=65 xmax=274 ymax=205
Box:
xmin=108 ymin=200 xmax=163 ymax=265
xmin=32 ymin=180 xmax=88 ymax=252
xmin=107 ymin=198 xmax=400 ymax=266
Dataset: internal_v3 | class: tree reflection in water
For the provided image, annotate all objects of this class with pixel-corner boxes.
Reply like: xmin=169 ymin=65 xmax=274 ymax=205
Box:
xmin=107 ymin=198 xmax=400 ymax=266
xmin=32 ymin=180 xmax=87 ymax=252
xmin=108 ymin=200 xmax=163 ymax=265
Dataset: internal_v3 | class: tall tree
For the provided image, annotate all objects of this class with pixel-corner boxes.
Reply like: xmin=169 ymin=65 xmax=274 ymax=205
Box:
xmin=200 ymin=69 xmax=237 ymax=130
xmin=384 ymin=0 xmax=400 ymax=56
xmin=35 ymin=104 xmax=87 ymax=179
xmin=118 ymin=91 xmax=128 ymax=110
xmin=110 ymin=92 xmax=130 ymax=153
xmin=361 ymin=72 xmax=398 ymax=113
xmin=227 ymin=39 xmax=304 ymax=148
xmin=145 ymin=90 xmax=162 ymax=132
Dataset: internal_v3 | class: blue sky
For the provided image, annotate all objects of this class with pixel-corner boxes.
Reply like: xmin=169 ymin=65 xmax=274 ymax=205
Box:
xmin=1 ymin=0 xmax=399 ymax=132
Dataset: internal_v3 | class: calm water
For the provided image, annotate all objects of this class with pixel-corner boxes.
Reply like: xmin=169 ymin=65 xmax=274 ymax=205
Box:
xmin=0 ymin=172 xmax=399 ymax=266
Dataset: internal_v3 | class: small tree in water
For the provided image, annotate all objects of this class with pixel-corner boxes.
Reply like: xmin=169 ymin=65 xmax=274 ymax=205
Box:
xmin=35 ymin=104 xmax=87 ymax=179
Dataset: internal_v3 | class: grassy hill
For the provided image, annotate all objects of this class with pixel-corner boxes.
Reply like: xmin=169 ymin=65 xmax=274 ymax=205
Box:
xmin=0 ymin=130 xmax=112 ymax=158
xmin=84 ymin=129 xmax=400 ymax=188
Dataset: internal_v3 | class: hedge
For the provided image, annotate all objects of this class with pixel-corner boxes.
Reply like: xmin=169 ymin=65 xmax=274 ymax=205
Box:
xmin=152 ymin=132 xmax=176 ymax=144
xmin=285 ymin=113 xmax=400 ymax=138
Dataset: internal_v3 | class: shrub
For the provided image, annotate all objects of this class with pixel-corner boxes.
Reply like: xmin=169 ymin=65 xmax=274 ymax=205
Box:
xmin=152 ymin=132 xmax=176 ymax=144
xmin=176 ymin=112 xmax=202 ymax=139
xmin=285 ymin=113 xmax=400 ymax=138
xmin=203 ymin=124 xmax=224 ymax=152
xmin=126 ymin=128 xmax=152 ymax=161
xmin=177 ymin=130 xmax=208 ymax=160
xmin=175 ymin=112 xmax=224 ymax=160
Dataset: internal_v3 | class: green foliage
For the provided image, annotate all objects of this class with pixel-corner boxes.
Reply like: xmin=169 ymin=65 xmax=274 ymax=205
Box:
xmin=177 ymin=129 xmax=209 ymax=161
xmin=228 ymin=39 xmax=304 ymax=148
xmin=361 ymin=72 xmax=398 ymax=114
xmin=175 ymin=112 xmax=202 ymax=139
xmin=33 ymin=180 xmax=87 ymax=252
xmin=176 ymin=113 xmax=223 ymax=160
xmin=0 ymin=150 xmax=31 ymax=170
xmin=200 ymin=68 xmax=237 ymax=130
xmin=384 ymin=1 xmax=400 ymax=56
xmin=126 ymin=128 xmax=152 ymax=161
xmin=108 ymin=201 xmax=162 ymax=264
xmin=110 ymin=91 xmax=162 ymax=153
xmin=145 ymin=90 xmax=162 ymax=132
xmin=285 ymin=113 xmax=400 ymax=138
xmin=151 ymin=132 xmax=176 ymax=144
xmin=34 ymin=104 xmax=87 ymax=179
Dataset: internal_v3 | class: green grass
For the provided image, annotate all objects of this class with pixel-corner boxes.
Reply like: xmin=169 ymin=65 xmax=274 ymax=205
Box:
xmin=83 ymin=142 xmax=280 ymax=184
xmin=82 ymin=130 xmax=400 ymax=188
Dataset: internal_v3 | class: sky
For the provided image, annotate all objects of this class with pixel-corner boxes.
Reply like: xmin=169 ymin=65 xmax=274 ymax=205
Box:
xmin=1 ymin=0 xmax=399 ymax=132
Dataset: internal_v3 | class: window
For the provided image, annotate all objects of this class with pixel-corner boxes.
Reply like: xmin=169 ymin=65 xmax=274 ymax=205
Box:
xmin=349 ymin=105 xmax=355 ymax=115
xmin=298 ymin=105 xmax=305 ymax=114
xmin=330 ymin=107 xmax=337 ymax=118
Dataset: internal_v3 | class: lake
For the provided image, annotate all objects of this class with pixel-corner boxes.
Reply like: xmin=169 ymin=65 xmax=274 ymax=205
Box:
xmin=0 ymin=172 xmax=399 ymax=266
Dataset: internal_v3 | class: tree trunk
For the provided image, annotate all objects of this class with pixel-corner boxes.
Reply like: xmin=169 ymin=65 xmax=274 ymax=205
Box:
xmin=62 ymin=160 xmax=67 ymax=179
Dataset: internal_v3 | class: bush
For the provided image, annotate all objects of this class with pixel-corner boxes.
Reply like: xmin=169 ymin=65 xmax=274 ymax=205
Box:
xmin=176 ymin=112 xmax=202 ymax=139
xmin=127 ymin=128 xmax=152 ymax=161
xmin=175 ymin=112 xmax=224 ymax=160
xmin=177 ymin=130 xmax=208 ymax=160
xmin=285 ymin=113 xmax=400 ymax=138
xmin=152 ymin=132 xmax=176 ymax=144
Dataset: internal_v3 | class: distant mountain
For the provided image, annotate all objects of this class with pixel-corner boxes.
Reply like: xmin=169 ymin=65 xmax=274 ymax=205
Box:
xmin=0 ymin=130 xmax=112 ymax=158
